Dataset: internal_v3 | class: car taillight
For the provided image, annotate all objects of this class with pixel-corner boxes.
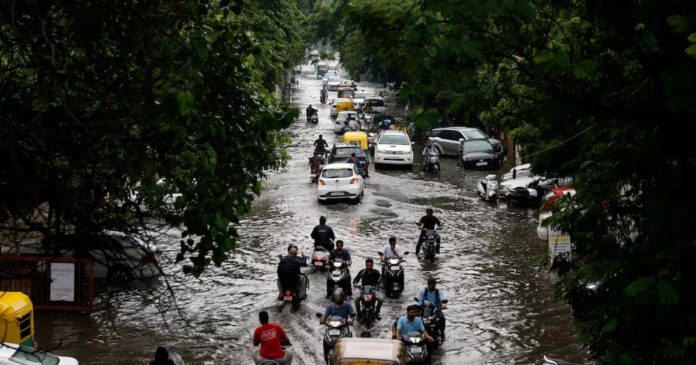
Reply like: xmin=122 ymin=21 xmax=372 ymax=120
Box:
xmin=316 ymin=256 xmax=324 ymax=260
xmin=350 ymin=178 xmax=358 ymax=184
xmin=318 ymin=179 xmax=325 ymax=185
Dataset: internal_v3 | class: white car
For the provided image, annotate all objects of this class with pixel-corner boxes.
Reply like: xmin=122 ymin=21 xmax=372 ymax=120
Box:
xmin=373 ymin=130 xmax=414 ymax=168
xmin=326 ymin=76 xmax=342 ymax=91
xmin=334 ymin=111 xmax=360 ymax=133
xmin=322 ymin=70 xmax=339 ymax=87
xmin=317 ymin=163 xmax=364 ymax=204
xmin=0 ymin=343 xmax=79 ymax=365
xmin=352 ymin=91 xmax=368 ymax=111
xmin=364 ymin=96 xmax=386 ymax=114
xmin=7 ymin=232 xmax=161 ymax=284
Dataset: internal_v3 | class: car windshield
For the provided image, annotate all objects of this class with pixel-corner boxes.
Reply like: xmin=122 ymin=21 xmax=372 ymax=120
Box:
xmin=334 ymin=147 xmax=363 ymax=157
xmin=328 ymin=77 xmax=340 ymax=83
xmin=462 ymin=129 xmax=487 ymax=139
xmin=379 ymin=135 xmax=409 ymax=145
xmin=463 ymin=140 xmax=494 ymax=153
xmin=367 ymin=99 xmax=384 ymax=107
xmin=322 ymin=168 xmax=354 ymax=178
xmin=10 ymin=345 xmax=60 ymax=365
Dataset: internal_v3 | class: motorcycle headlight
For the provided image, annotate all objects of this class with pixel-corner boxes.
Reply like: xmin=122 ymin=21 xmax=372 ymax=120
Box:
xmin=409 ymin=337 xmax=422 ymax=344
xmin=329 ymin=321 xmax=342 ymax=328
xmin=423 ymin=318 xmax=431 ymax=325
xmin=362 ymin=295 xmax=372 ymax=302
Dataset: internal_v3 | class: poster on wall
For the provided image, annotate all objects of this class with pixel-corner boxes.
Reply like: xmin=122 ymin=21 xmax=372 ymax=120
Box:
xmin=548 ymin=227 xmax=572 ymax=262
xmin=50 ymin=263 xmax=75 ymax=302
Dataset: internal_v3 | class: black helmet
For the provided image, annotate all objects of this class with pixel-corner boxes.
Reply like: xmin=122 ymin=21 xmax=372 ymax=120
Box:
xmin=320 ymin=216 xmax=327 ymax=224
xmin=427 ymin=277 xmax=437 ymax=285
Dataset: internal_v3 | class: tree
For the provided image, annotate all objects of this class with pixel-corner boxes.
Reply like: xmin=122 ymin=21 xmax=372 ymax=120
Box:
xmin=0 ymin=0 xmax=304 ymax=276
xmin=318 ymin=0 xmax=696 ymax=362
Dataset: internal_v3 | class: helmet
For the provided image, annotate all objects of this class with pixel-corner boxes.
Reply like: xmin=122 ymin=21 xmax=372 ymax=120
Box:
xmin=427 ymin=277 xmax=437 ymax=285
xmin=333 ymin=288 xmax=345 ymax=299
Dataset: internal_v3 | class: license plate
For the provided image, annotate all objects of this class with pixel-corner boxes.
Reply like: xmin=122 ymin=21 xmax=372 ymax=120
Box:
xmin=411 ymin=347 xmax=423 ymax=354
xmin=329 ymin=192 xmax=344 ymax=196
xmin=315 ymin=261 xmax=323 ymax=266
xmin=476 ymin=161 xmax=488 ymax=166
xmin=329 ymin=329 xmax=341 ymax=336
xmin=283 ymin=296 xmax=292 ymax=301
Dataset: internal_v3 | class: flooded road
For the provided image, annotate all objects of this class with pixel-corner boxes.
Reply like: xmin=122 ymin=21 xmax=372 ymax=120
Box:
xmin=35 ymin=65 xmax=586 ymax=364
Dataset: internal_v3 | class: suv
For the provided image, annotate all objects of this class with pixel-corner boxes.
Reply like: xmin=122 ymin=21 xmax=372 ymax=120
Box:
xmin=428 ymin=127 xmax=504 ymax=160
xmin=373 ymin=130 xmax=414 ymax=168
xmin=328 ymin=143 xmax=369 ymax=177
xmin=5 ymin=232 xmax=161 ymax=284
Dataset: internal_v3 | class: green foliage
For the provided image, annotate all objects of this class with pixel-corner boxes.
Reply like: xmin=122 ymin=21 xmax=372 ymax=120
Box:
xmin=318 ymin=0 xmax=696 ymax=362
xmin=0 ymin=0 xmax=304 ymax=276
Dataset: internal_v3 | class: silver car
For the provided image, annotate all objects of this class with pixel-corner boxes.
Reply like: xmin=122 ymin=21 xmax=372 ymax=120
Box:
xmin=428 ymin=127 xmax=504 ymax=159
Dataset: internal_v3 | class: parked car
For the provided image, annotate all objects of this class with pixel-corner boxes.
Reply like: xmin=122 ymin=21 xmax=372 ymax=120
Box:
xmin=334 ymin=111 xmax=360 ymax=133
xmin=328 ymin=143 xmax=369 ymax=177
xmin=373 ymin=130 xmax=414 ymax=168
xmin=457 ymin=139 xmax=499 ymax=169
xmin=0 ymin=343 xmax=79 ymax=365
xmin=317 ymin=163 xmax=364 ymax=204
xmin=428 ymin=127 xmax=504 ymax=160
xmin=7 ymin=232 xmax=161 ymax=284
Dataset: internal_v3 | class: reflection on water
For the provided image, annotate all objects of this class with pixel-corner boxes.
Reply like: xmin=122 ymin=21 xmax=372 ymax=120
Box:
xmin=33 ymin=65 xmax=585 ymax=364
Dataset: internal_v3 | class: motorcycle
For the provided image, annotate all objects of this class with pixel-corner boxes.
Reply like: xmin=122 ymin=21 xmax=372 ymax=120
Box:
xmin=422 ymin=154 xmax=440 ymax=175
xmin=326 ymin=258 xmax=350 ymax=298
xmin=415 ymin=297 xmax=448 ymax=348
xmin=277 ymin=255 xmax=309 ymax=312
xmin=257 ymin=346 xmax=292 ymax=365
xmin=320 ymin=91 xmax=328 ymax=104
xmin=421 ymin=229 xmax=438 ymax=262
xmin=315 ymin=313 xmax=355 ymax=364
xmin=310 ymin=246 xmax=330 ymax=272
xmin=477 ymin=174 xmax=499 ymax=201
xmin=401 ymin=331 xmax=430 ymax=364
xmin=309 ymin=114 xmax=319 ymax=124
xmin=377 ymin=251 xmax=409 ymax=298
xmin=309 ymin=155 xmax=324 ymax=184
xmin=355 ymin=285 xmax=377 ymax=329
xmin=506 ymin=177 xmax=558 ymax=207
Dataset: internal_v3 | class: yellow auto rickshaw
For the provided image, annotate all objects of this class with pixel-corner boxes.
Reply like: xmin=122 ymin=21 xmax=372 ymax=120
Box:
xmin=331 ymin=338 xmax=406 ymax=365
xmin=337 ymin=86 xmax=355 ymax=99
xmin=0 ymin=291 xmax=35 ymax=346
xmin=343 ymin=131 xmax=369 ymax=156
xmin=331 ymin=98 xmax=355 ymax=118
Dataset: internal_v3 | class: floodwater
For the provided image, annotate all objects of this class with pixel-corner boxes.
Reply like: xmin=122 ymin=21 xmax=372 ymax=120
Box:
xmin=34 ymin=64 xmax=586 ymax=364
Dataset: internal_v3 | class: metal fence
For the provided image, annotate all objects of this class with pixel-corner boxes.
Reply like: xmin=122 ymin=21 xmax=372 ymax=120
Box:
xmin=0 ymin=256 xmax=94 ymax=313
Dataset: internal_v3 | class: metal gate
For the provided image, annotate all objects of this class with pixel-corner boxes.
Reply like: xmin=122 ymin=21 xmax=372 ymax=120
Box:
xmin=0 ymin=256 xmax=94 ymax=313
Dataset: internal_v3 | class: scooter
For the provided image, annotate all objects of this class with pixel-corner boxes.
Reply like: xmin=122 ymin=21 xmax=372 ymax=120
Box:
xmin=355 ymin=285 xmax=378 ymax=329
xmin=277 ymin=255 xmax=309 ymax=312
xmin=377 ymin=251 xmax=409 ymax=298
xmin=421 ymin=229 xmax=438 ymax=263
xmin=415 ymin=297 xmax=448 ymax=348
xmin=309 ymin=114 xmax=319 ymax=124
xmin=477 ymin=174 xmax=499 ymax=201
xmin=320 ymin=91 xmax=327 ymax=104
xmin=422 ymin=154 xmax=440 ymax=175
xmin=402 ymin=331 xmax=430 ymax=364
xmin=257 ymin=346 xmax=292 ymax=365
xmin=310 ymin=246 xmax=330 ymax=272
xmin=316 ymin=313 xmax=355 ymax=364
xmin=309 ymin=155 xmax=325 ymax=184
xmin=506 ymin=177 xmax=558 ymax=207
xmin=326 ymin=258 xmax=350 ymax=298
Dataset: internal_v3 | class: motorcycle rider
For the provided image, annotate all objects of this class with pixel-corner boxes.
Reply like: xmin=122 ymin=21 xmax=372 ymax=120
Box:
xmin=417 ymin=277 xmax=447 ymax=340
xmin=416 ymin=208 xmax=442 ymax=255
xmin=352 ymin=258 xmax=383 ymax=320
xmin=319 ymin=290 xmax=355 ymax=324
xmin=313 ymin=134 xmax=330 ymax=157
xmin=395 ymin=304 xmax=434 ymax=342
xmin=320 ymin=86 xmax=328 ymax=102
xmin=348 ymin=116 xmax=360 ymax=131
xmin=422 ymin=141 xmax=441 ymax=172
xmin=252 ymin=311 xmax=293 ymax=365
xmin=276 ymin=245 xmax=308 ymax=300
xmin=381 ymin=236 xmax=404 ymax=277
xmin=311 ymin=216 xmax=335 ymax=252
xmin=306 ymin=104 xmax=318 ymax=122
xmin=328 ymin=240 xmax=352 ymax=297
xmin=345 ymin=152 xmax=363 ymax=171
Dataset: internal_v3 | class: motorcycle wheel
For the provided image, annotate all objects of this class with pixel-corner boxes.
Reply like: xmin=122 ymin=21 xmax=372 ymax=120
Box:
xmin=363 ymin=308 xmax=373 ymax=329
xmin=291 ymin=295 xmax=300 ymax=312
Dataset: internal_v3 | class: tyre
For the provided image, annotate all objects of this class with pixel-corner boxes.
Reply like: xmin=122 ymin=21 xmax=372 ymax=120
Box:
xmin=364 ymin=308 xmax=373 ymax=329
xmin=106 ymin=264 xmax=134 ymax=285
xmin=291 ymin=295 xmax=300 ymax=312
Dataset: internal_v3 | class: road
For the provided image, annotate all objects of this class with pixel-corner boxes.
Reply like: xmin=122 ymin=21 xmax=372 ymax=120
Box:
xmin=34 ymin=64 xmax=585 ymax=364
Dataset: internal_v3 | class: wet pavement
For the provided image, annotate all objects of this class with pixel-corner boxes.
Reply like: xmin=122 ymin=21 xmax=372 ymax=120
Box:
xmin=34 ymin=64 xmax=586 ymax=364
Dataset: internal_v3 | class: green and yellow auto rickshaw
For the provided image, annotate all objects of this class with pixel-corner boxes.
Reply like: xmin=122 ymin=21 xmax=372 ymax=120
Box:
xmin=0 ymin=291 xmax=35 ymax=346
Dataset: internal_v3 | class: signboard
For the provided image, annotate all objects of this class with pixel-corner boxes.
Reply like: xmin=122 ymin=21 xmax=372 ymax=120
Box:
xmin=50 ymin=263 xmax=75 ymax=302
xmin=548 ymin=227 xmax=572 ymax=262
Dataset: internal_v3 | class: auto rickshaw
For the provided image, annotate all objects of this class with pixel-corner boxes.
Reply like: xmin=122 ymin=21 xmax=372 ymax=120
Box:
xmin=0 ymin=291 xmax=35 ymax=346
xmin=343 ymin=131 xmax=369 ymax=156
xmin=337 ymin=86 xmax=355 ymax=99
xmin=331 ymin=98 xmax=355 ymax=118
xmin=330 ymin=338 xmax=406 ymax=364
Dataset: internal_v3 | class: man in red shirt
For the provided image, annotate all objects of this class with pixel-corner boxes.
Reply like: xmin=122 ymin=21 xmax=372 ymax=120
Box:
xmin=252 ymin=311 xmax=293 ymax=364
